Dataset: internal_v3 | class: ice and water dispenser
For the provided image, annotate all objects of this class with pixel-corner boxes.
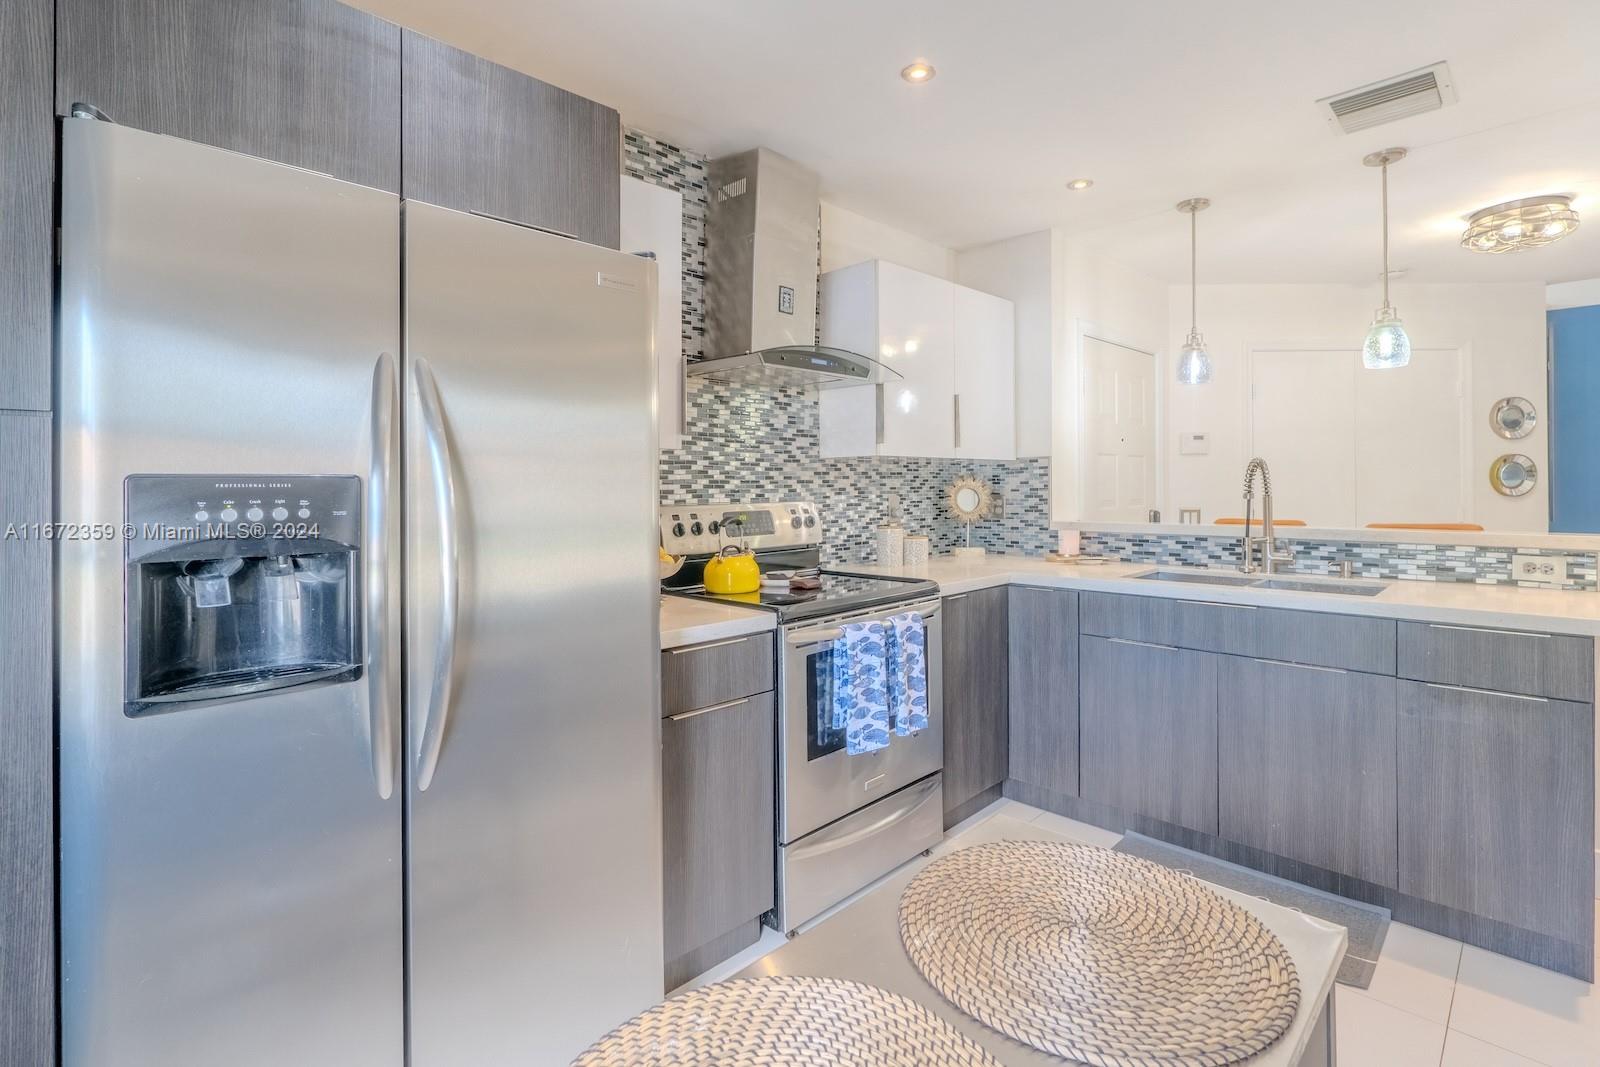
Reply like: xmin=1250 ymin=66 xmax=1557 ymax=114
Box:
xmin=123 ymin=475 xmax=364 ymax=714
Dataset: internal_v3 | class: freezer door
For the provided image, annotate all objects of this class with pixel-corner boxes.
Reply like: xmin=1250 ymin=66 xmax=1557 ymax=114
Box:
xmin=56 ymin=119 xmax=403 ymax=1066
xmin=404 ymin=202 xmax=663 ymax=1065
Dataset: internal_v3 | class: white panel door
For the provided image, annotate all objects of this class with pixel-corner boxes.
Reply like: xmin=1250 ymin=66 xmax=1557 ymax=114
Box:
xmin=954 ymin=285 xmax=1016 ymax=460
xmin=1355 ymin=348 xmax=1466 ymax=526
xmin=620 ymin=176 xmax=684 ymax=450
xmin=1249 ymin=350 xmax=1356 ymax=526
xmin=877 ymin=261 xmax=955 ymax=457
xmin=1081 ymin=337 xmax=1156 ymax=522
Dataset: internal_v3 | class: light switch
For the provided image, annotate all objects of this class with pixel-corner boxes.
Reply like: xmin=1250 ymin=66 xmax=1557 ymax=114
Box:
xmin=1179 ymin=432 xmax=1209 ymax=456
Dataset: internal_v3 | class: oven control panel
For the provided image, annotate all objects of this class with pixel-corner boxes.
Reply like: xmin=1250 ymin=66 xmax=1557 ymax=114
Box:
xmin=660 ymin=500 xmax=821 ymax=557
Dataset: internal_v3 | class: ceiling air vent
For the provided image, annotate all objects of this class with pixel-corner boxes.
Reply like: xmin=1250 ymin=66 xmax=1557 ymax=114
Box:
xmin=1317 ymin=62 xmax=1456 ymax=134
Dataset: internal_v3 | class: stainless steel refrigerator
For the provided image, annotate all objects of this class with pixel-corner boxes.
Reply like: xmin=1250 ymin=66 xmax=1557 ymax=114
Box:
xmin=57 ymin=116 xmax=663 ymax=1067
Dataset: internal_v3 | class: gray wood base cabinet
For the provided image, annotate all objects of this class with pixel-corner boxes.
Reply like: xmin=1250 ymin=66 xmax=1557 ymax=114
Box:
xmin=661 ymin=636 xmax=777 ymax=990
xmin=1008 ymin=587 xmax=1079 ymax=798
xmin=1007 ymin=589 xmax=1596 ymax=979
xmin=942 ymin=588 xmax=1010 ymax=827
xmin=1397 ymin=679 xmax=1593 ymax=947
xmin=1220 ymin=658 xmax=1398 ymax=887
xmin=1080 ymin=635 xmax=1219 ymax=836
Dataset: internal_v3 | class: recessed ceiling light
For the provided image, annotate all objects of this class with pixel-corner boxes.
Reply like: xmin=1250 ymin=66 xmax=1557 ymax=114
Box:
xmin=900 ymin=61 xmax=936 ymax=84
xmin=1066 ymin=178 xmax=1094 ymax=191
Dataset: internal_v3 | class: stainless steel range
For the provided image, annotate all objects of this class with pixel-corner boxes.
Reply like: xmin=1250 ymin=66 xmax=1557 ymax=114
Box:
xmin=662 ymin=502 xmax=944 ymax=933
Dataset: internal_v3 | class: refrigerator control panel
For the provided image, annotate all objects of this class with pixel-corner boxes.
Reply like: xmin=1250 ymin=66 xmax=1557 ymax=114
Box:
xmin=124 ymin=474 xmax=362 ymax=554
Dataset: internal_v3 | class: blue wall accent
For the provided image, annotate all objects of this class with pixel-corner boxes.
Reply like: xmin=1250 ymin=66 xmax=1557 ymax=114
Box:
xmin=1550 ymin=305 xmax=1600 ymax=534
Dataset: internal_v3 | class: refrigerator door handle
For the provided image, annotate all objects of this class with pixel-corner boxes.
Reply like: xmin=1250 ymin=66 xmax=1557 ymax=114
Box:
xmin=413 ymin=357 xmax=461 ymax=791
xmin=366 ymin=353 xmax=399 ymax=799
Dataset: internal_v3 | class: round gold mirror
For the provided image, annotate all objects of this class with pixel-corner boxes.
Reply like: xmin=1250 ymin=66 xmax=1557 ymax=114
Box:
xmin=1489 ymin=454 xmax=1537 ymax=497
xmin=1489 ymin=397 xmax=1537 ymax=440
xmin=946 ymin=476 xmax=995 ymax=559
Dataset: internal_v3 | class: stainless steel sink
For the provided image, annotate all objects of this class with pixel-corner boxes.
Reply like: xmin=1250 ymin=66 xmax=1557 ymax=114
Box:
xmin=1134 ymin=569 xmax=1389 ymax=597
xmin=1254 ymin=577 xmax=1387 ymax=596
xmin=1135 ymin=570 xmax=1260 ymax=587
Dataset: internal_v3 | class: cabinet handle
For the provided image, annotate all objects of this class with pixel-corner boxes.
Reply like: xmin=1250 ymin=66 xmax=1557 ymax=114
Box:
xmin=953 ymin=394 xmax=962 ymax=450
xmin=1106 ymin=637 xmax=1177 ymax=651
xmin=945 ymin=593 xmax=968 ymax=601
xmin=1426 ymin=623 xmax=1547 ymax=640
xmin=670 ymin=635 xmax=752 ymax=655
xmin=668 ymin=696 xmax=753 ymax=722
xmin=875 ymin=384 xmax=886 ymax=446
xmin=1256 ymin=658 xmax=1346 ymax=675
xmin=1423 ymin=682 xmax=1548 ymax=704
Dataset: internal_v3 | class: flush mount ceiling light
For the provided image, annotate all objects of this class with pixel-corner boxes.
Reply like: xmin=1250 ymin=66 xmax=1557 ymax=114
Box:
xmin=1066 ymin=178 xmax=1094 ymax=191
xmin=1461 ymin=195 xmax=1580 ymax=254
xmin=1175 ymin=197 xmax=1212 ymax=385
xmin=1362 ymin=147 xmax=1411 ymax=370
xmin=900 ymin=61 xmax=936 ymax=84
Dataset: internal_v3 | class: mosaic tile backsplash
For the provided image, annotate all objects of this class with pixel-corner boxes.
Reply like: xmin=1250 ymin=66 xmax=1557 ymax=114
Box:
xmin=625 ymin=129 xmax=1593 ymax=587
xmin=1078 ymin=531 xmax=1598 ymax=591
xmin=625 ymin=128 xmax=1052 ymax=565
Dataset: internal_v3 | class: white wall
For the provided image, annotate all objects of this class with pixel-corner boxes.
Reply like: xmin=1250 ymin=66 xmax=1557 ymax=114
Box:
xmin=1548 ymin=277 xmax=1600 ymax=309
xmin=955 ymin=231 xmax=1054 ymax=458
xmin=1052 ymin=236 xmax=1169 ymax=524
xmin=1163 ymin=283 xmax=1550 ymax=531
xmin=819 ymin=202 xmax=956 ymax=279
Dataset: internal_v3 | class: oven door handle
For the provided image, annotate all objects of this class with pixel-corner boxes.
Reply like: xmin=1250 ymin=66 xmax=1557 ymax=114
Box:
xmin=786 ymin=606 xmax=940 ymax=649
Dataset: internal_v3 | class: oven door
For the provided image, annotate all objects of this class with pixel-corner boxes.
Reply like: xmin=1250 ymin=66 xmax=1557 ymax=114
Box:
xmin=779 ymin=598 xmax=943 ymax=843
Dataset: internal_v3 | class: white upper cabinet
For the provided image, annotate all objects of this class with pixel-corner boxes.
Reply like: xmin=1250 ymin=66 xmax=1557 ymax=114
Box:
xmin=620 ymin=175 xmax=685 ymax=450
xmin=953 ymin=285 xmax=1016 ymax=460
xmin=819 ymin=260 xmax=1015 ymax=460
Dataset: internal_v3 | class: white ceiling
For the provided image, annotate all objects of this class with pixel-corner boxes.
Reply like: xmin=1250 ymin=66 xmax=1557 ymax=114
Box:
xmin=356 ymin=0 xmax=1600 ymax=284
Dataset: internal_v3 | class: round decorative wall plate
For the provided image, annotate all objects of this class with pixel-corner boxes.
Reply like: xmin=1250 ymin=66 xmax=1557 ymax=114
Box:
xmin=1489 ymin=454 xmax=1538 ymax=497
xmin=1489 ymin=397 xmax=1537 ymax=440
xmin=946 ymin=476 xmax=994 ymax=524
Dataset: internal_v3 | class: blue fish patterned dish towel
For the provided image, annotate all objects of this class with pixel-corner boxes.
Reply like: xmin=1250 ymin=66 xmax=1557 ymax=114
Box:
xmin=830 ymin=621 xmax=892 ymax=755
xmin=887 ymin=612 xmax=930 ymax=736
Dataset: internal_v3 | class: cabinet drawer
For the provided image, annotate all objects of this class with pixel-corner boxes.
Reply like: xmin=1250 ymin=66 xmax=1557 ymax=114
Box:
xmin=661 ymin=632 xmax=775 ymax=717
xmin=1079 ymin=592 xmax=1255 ymax=657
xmin=1255 ymin=607 xmax=1395 ymax=675
xmin=1398 ymin=622 xmax=1594 ymax=701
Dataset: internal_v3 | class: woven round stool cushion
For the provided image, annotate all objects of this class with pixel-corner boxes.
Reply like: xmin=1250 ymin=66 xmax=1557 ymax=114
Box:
xmin=899 ymin=841 xmax=1300 ymax=1067
xmin=571 ymin=975 xmax=1005 ymax=1066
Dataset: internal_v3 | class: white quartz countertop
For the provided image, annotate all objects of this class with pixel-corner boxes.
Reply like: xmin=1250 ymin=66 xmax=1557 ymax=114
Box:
xmin=842 ymin=555 xmax=1600 ymax=637
xmin=659 ymin=595 xmax=775 ymax=650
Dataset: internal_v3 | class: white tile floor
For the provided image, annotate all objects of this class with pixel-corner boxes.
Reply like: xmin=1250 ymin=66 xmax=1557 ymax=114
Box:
xmin=686 ymin=799 xmax=1600 ymax=1066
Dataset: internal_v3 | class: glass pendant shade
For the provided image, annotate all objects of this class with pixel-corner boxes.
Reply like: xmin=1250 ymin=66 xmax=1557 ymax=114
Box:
xmin=1177 ymin=330 xmax=1212 ymax=384
xmin=1363 ymin=307 xmax=1411 ymax=369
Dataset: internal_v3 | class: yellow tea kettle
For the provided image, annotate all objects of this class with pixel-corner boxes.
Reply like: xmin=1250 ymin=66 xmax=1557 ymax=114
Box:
xmin=703 ymin=544 xmax=760 ymax=594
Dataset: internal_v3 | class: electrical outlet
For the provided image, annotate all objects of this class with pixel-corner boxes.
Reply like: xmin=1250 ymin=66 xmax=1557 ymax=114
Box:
xmin=1512 ymin=552 xmax=1568 ymax=587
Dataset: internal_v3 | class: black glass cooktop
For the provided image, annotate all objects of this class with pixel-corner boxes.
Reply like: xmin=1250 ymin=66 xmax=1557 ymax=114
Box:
xmin=670 ymin=569 xmax=940 ymax=622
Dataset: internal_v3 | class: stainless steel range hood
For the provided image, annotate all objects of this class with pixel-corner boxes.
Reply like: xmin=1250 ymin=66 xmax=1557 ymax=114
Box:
xmin=690 ymin=148 xmax=898 ymax=390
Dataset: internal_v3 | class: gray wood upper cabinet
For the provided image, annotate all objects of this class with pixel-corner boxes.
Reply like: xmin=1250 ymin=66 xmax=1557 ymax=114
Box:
xmin=662 ymin=691 xmax=776 ymax=965
xmin=1080 ymin=635 xmax=1219 ymax=835
xmin=1398 ymin=621 xmax=1594 ymax=702
xmin=1397 ymin=680 xmax=1594 ymax=944
xmin=402 ymin=31 xmax=620 ymax=247
xmin=0 ymin=414 xmax=53 ymax=1067
xmin=0 ymin=0 xmax=53 ymax=410
xmin=1008 ymin=587 xmax=1079 ymax=798
xmin=942 ymin=587 xmax=1009 ymax=822
xmin=57 ymin=0 xmax=402 ymax=191
xmin=1220 ymin=658 xmax=1398 ymax=886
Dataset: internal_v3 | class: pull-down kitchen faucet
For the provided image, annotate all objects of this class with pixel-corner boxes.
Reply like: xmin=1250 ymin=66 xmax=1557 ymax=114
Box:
xmin=1240 ymin=457 xmax=1295 ymax=575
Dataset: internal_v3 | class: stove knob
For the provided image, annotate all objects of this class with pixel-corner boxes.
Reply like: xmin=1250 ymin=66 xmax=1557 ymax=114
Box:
xmin=804 ymin=516 xmax=816 ymax=528
xmin=689 ymin=521 xmax=703 ymax=536
xmin=708 ymin=520 xmax=721 ymax=535
xmin=791 ymin=516 xmax=803 ymax=529
xmin=671 ymin=522 xmax=686 ymax=538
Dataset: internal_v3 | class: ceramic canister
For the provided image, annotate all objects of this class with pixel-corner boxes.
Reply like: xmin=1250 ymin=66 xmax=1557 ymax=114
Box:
xmin=903 ymin=534 xmax=930 ymax=567
xmin=875 ymin=524 xmax=905 ymax=566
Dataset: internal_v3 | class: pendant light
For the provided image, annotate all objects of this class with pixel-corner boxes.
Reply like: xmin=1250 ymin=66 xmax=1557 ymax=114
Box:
xmin=1362 ymin=148 xmax=1410 ymax=369
xmin=1175 ymin=198 xmax=1212 ymax=385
